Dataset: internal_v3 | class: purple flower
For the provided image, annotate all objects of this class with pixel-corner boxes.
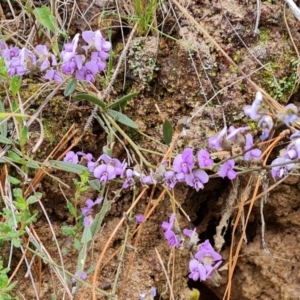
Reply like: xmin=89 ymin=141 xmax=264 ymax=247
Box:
xmin=183 ymin=228 xmax=200 ymax=245
xmin=285 ymin=139 xmax=300 ymax=159
xmin=6 ymin=57 xmax=28 ymax=76
xmin=94 ymin=164 xmax=116 ymax=183
xmin=185 ymin=169 xmax=209 ymax=191
xmin=139 ymin=287 xmax=157 ymax=300
xmin=122 ymin=169 xmax=140 ymax=189
xmin=81 ymin=198 xmax=102 ymax=216
xmin=135 ymin=214 xmax=144 ymax=223
xmin=81 ymin=198 xmax=103 ymax=227
xmin=244 ymin=91 xmax=263 ymax=120
xmin=164 ymin=170 xmax=177 ymax=189
xmin=90 ymin=51 xmax=107 ymax=72
xmin=197 ymin=149 xmax=213 ymax=168
xmin=98 ymin=154 xmax=127 ymax=176
xmin=208 ymin=126 xmax=227 ymax=150
xmin=77 ymin=152 xmax=93 ymax=162
xmin=2 ymin=46 xmax=20 ymax=61
xmin=19 ymin=48 xmax=37 ymax=67
xmin=61 ymin=33 xmax=80 ymax=61
xmin=141 ymin=170 xmax=157 ymax=185
xmin=290 ymin=131 xmax=300 ymax=141
xmin=226 ymin=126 xmax=250 ymax=141
xmin=63 ymin=151 xmax=79 ymax=164
xmin=195 ymin=240 xmax=222 ymax=263
xmin=72 ymin=270 xmax=87 ymax=283
xmin=43 ymin=68 xmax=63 ymax=83
xmin=36 ymin=44 xmax=57 ymax=71
xmin=244 ymin=133 xmax=262 ymax=161
xmin=258 ymin=115 xmax=274 ymax=141
xmin=164 ymin=229 xmax=182 ymax=247
xmin=75 ymin=61 xmax=98 ymax=82
xmin=82 ymin=30 xmax=111 ymax=53
xmin=277 ymin=104 xmax=298 ymax=126
xmin=61 ymin=55 xmax=84 ymax=75
xmin=188 ymin=259 xmax=207 ymax=281
xmin=173 ymin=148 xmax=194 ymax=181
xmin=271 ymin=157 xmax=294 ymax=179
xmin=162 ymin=214 xmax=182 ymax=248
xmin=161 ymin=213 xmax=175 ymax=231
xmin=204 ymin=260 xmax=223 ymax=278
xmin=218 ymin=159 xmax=236 ymax=180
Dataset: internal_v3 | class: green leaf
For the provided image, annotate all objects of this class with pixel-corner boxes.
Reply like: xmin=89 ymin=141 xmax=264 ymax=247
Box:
xmin=20 ymin=126 xmax=28 ymax=146
xmin=81 ymin=226 xmax=92 ymax=244
xmin=106 ymin=110 xmax=138 ymax=129
xmin=33 ymin=6 xmax=64 ymax=35
xmin=73 ymin=94 xmax=106 ymax=108
xmin=27 ymin=194 xmax=41 ymax=204
xmin=64 ymin=79 xmax=77 ymax=97
xmin=0 ymin=136 xmax=12 ymax=144
xmin=0 ymin=271 xmax=8 ymax=289
xmin=105 ymin=92 xmax=139 ymax=110
xmin=88 ymin=179 xmax=101 ymax=191
xmin=67 ymin=201 xmax=76 ymax=217
xmin=73 ymin=238 xmax=82 ymax=251
xmin=0 ymin=101 xmax=7 ymax=138
xmin=12 ymin=238 xmax=21 ymax=248
xmin=7 ymin=151 xmax=22 ymax=163
xmin=0 ymin=58 xmax=8 ymax=79
xmin=8 ymin=176 xmax=21 ymax=185
xmin=163 ymin=119 xmax=173 ymax=145
xmin=61 ymin=226 xmax=76 ymax=236
xmin=10 ymin=76 xmax=22 ymax=96
xmin=49 ymin=160 xmax=88 ymax=174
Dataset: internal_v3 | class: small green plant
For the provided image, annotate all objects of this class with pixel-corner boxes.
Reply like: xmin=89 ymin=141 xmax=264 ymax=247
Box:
xmin=0 ymin=257 xmax=18 ymax=300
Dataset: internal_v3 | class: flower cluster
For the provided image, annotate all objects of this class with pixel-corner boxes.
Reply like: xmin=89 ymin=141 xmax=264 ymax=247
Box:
xmin=161 ymin=213 xmax=183 ymax=248
xmin=161 ymin=214 xmax=222 ymax=282
xmin=211 ymin=91 xmax=299 ymax=179
xmin=81 ymin=198 xmax=103 ymax=226
xmin=244 ymin=91 xmax=298 ymax=140
xmin=0 ymin=30 xmax=111 ymax=83
xmin=188 ymin=240 xmax=222 ymax=282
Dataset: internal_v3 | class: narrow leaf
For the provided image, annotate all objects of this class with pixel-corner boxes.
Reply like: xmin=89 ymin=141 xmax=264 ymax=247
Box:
xmin=33 ymin=6 xmax=64 ymax=35
xmin=107 ymin=110 xmax=138 ymax=129
xmin=163 ymin=119 xmax=173 ymax=145
xmin=67 ymin=201 xmax=76 ymax=217
xmin=20 ymin=126 xmax=28 ymax=146
xmin=0 ymin=135 xmax=12 ymax=144
xmin=0 ymin=101 xmax=7 ymax=137
xmin=49 ymin=160 xmax=88 ymax=174
xmin=73 ymin=94 xmax=106 ymax=108
xmin=64 ymin=79 xmax=77 ymax=97
xmin=105 ymin=92 xmax=139 ymax=110
xmin=88 ymin=179 xmax=101 ymax=191
xmin=10 ymin=76 xmax=22 ymax=96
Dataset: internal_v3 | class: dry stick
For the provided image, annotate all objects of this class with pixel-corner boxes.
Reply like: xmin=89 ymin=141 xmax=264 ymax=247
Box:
xmin=170 ymin=0 xmax=282 ymax=113
xmin=225 ymin=131 xmax=282 ymax=299
xmin=224 ymin=176 xmax=262 ymax=300
xmin=224 ymin=176 xmax=253 ymax=300
xmin=155 ymin=248 xmax=175 ymax=300
xmin=91 ymin=187 xmax=148 ymax=299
